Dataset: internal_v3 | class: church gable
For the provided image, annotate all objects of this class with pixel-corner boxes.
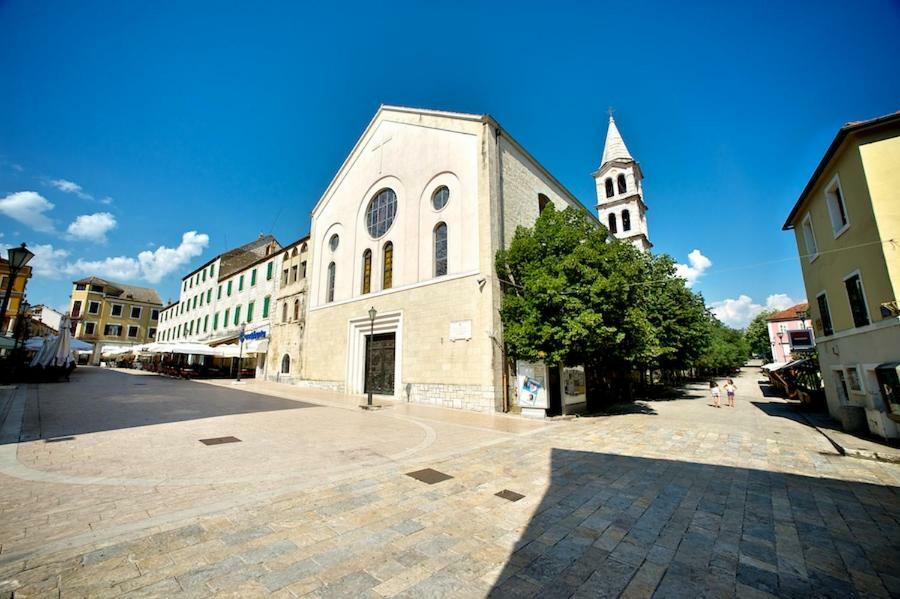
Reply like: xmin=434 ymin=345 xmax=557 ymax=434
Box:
xmin=309 ymin=107 xmax=484 ymax=308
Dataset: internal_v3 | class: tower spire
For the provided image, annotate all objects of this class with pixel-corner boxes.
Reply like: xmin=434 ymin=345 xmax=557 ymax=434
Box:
xmin=600 ymin=113 xmax=633 ymax=166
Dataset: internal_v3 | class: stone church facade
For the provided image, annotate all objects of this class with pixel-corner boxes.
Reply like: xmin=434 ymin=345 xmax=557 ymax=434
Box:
xmin=298 ymin=106 xmax=596 ymax=411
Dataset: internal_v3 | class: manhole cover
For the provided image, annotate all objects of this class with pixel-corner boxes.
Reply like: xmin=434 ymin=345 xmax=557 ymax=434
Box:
xmin=199 ymin=436 xmax=242 ymax=446
xmin=406 ymin=468 xmax=453 ymax=485
xmin=495 ymin=489 xmax=525 ymax=502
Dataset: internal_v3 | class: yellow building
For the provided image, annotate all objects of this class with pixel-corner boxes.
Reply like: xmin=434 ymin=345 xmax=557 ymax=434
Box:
xmin=68 ymin=276 xmax=163 ymax=363
xmin=783 ymin=111 xmax=900 ymax=438
xmin=0 ymin=257 xmax=33 ymax=337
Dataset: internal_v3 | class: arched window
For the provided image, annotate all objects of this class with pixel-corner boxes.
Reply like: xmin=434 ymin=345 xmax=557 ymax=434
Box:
xmin=291 ymin=247 xmax=298 ymax=257
xmin=538 ymin=193 xmax=550 ymax=214
xmin=622 ymin=209 xmax=631 ymax=232
xmin=617 ymin=174 xmax=627 ymax=194
xmin=434 ymin=222 xmax=448 ymax=277
xmin=283 ymin=252 xmax=289 ymax=261
xmin=382 ymin=242 xmax=393 ymax=290
xmin=605 ymin=178 xmax=614 ymax=198
xmin=361 ymin=249 xmax=372 ymax=294
xmin=281 ymin=354 xmax=291 ymax=374
xmin=300 ymin=243 xmax=307 ymax=253
xmin=282 ymin=301 xmax=288 ymax=322
xmin=293 ymin=299 xmax=300 ymax=320
xmin=608 ymin=213 xmax=618 ymax=234
xmin=326 ymin=262 xmax=336 ymax=303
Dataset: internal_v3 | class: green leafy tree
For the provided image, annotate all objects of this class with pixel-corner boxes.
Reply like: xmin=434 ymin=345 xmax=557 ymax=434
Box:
xmin=744 ymin=309 xmax=775 ymax=361
xmin=495 ymin=205 xmax=715 ymax=397
xmin=639 ymin=254 xmax=711 ymax=377
xmin=696 ymin=316 xmax=750 ymax=373
xmin=495 ymin=205 xmax=654 ymax=373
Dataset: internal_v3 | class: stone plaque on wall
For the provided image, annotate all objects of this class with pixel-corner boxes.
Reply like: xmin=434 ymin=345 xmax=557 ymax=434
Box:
xmin=449 ymin=320 xmax=472 ymax=341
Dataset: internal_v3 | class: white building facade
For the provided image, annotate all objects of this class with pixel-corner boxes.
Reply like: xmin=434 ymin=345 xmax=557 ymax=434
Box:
xmin=594 ymin=115 xmax=652 ymax=251
xmin=299 ymin=106 xmax=596 ymax=411
xmin=157 ymin=235 xmax=282 ymax=376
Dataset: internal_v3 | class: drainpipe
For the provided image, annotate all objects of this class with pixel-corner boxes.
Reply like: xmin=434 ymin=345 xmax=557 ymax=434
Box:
xmin=494 ymin=124 xmax=510 ymax=412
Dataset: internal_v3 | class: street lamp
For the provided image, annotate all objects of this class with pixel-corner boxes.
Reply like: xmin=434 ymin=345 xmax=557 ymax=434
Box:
xmin=13 ymin=300 xmax=30 ymax=352
xmin=236 ymin=322 xmax=246 ymax=382
xmin=0 ymin=243 xmax=35 ymax=337
xmin=366 ymin=306 xmax=376 ymax=407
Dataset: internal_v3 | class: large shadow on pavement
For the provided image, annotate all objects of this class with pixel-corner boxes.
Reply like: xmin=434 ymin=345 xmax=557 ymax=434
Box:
xmin=13 ymin=367 xmax=316 ymax=442
xmin=489 ymin=448 xmax=900 ymax=598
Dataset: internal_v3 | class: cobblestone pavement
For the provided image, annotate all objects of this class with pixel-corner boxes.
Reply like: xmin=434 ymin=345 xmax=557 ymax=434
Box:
xmin=0 ymin=367 xmax=898 ymax=597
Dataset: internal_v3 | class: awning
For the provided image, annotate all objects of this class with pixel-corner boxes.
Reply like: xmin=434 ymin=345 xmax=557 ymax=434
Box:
xmin=768 ymin=359 xmax=809 ymax=372
xmin=101 ymin=345 xmax=133 ymax=356
xmin=166 ymin=342 xmax=220 ymax=356
xmin=761 ymin=362 xmax=787 ymax=371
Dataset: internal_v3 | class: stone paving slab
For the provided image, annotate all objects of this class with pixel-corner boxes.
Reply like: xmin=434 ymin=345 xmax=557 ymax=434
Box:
xmin=0 ymin=367 xmax=898 ymax=597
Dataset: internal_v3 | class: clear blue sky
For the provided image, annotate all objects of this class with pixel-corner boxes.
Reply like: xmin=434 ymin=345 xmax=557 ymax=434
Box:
xmin=2 ymin=1 xmax=899 ymax=327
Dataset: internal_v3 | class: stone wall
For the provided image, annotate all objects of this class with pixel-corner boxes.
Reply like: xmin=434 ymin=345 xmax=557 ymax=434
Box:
xmin=406 ymin=383 xmax=496 ymax=412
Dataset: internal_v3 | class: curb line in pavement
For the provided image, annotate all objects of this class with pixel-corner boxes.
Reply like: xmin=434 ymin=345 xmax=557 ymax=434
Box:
xmin=798 ymin=411 xmax=900 ymax=464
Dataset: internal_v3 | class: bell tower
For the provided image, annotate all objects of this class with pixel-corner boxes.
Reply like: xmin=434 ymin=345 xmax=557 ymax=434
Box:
xmin=593 ymin=113 xmax=651 ymax=251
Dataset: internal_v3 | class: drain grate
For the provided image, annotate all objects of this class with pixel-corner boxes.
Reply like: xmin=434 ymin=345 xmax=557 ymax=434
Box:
xmin=406 ymin=468 xmax=453 ymax=485
xmin=45 ymin=436 xmax=75 ymax=443
xmin=495 ymin=489 xmax=525 ymax=502
xmin=199 ymin=436 xmax=242 ymax=446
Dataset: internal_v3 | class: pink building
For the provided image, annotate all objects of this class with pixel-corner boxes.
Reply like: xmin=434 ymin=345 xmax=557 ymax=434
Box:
xmin=766 ymin=302 xmax=813 ymax=363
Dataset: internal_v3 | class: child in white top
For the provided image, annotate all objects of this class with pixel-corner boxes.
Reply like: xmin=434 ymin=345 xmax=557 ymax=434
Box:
xmin=710 ymin=381 xmax=721 ymax=408
xmin=724 ymin=379 xmax=737 ymax=407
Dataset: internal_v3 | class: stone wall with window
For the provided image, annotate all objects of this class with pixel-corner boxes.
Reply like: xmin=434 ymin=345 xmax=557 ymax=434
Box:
xmin=266 ymin=238 xmax=309 ymax=384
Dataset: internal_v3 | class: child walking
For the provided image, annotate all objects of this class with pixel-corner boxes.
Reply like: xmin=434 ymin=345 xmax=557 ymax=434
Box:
xmin=710 ymin=381 xmax=721 ymax=408
xmin=724 ymin=378 xmax=737 ymax=407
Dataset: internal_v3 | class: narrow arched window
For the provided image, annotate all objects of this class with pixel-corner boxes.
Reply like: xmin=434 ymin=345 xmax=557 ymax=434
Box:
xmin=293 ymin=299 xmax=300 ymax=320
xmin=617 ymin=174 xmax=627 ymax=194
xmin=382 ymin=242 xmax=393 ymax=290
xmin=605 ymin=178 xmax=614 ymax=198
xmin=282 ymin=302 xmax=288 ymax=322
xmin=326 ymin=262 xmax=336 ymax=303
xmin=434 ymin=222 xmax=448 ymax=277
xmin=608 ymin=213 xmax=618 ymax=234
xmin=281 ymin=354 xmax=291 ymax=374
xmin=291 ymin=247 xmax=298 ymax=257
xmin=361 ymin=249 xmax=372 ymax=294
xmin=622 ymin=209 xmax=631 ymax=232
xmin=538 ymin=193 xmax=550 ymax=214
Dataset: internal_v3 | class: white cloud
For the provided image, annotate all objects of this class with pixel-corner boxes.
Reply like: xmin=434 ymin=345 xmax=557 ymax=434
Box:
xmin=710 ymin=293 xmax=799 ymax=328
xmin=50 ymin=178 xmax=93 ymax=200
xmin=66 ymin=212 xmax=117 ymax=243
xmin=11 ymin=164 xmax=23 ymax=172
xmin=99 ymin=196 xmax=114 ymax=205
xmin=10 ymin=243 xmax=71 ymax=278
xmin=65 ymin=230 xmax=209 ymax=284
xmin=674 ymin=249 xmax=712 ymax=287
xmin=0 ymin=191 xmax=56 ymax=233
xmin=66 ymin=255 xmax=141 ymax=280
